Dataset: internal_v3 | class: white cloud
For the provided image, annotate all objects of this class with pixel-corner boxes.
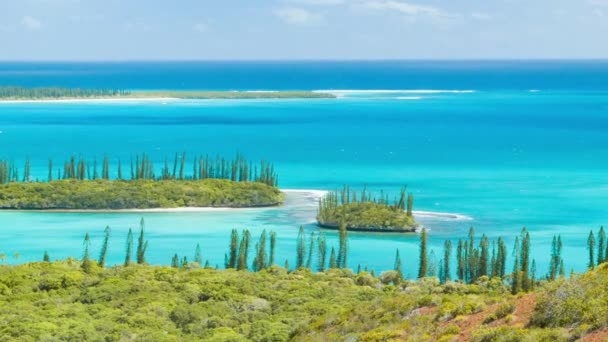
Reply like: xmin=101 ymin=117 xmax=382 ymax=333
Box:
xmin=274 ymin=7 xmax=323 ymax=25
xmin=357 ymin=0 xmax=448 ymax=19
xmin=471 ymin=12 xmax=492 ymax=21
xmin=288 ymin=0 xmax=345 ymax=5
xmin=21 ymin=16 xmax=42 ymax=30
xmin=588 ymin=0 xmax=608 ymax=6
xmin=193 ymin=22 xmax=208 ymax=33
xmin=125 ymin=19 xmax=151 ymax=32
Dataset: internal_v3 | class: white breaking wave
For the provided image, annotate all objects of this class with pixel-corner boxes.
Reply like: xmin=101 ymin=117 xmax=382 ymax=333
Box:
xmin=313 ymin=89 xmax=476 ymax=94
xmin=395 ymin=96 xmax=423 ymax=100
xmin=413 ymin=210 xmax=473 ymax=221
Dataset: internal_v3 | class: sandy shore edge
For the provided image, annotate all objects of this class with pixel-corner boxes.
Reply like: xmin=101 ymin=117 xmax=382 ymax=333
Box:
xmin=0 ymin=189 xmax=473 ymax=221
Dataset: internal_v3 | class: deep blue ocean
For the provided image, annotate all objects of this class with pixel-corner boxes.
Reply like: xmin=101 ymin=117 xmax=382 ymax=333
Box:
xmin=0 ymin=61 xmax=607 ymax=278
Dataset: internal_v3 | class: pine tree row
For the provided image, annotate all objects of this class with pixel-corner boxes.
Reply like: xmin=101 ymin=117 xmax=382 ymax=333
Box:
xmin=0 ymin=153 xmax=279 ymax=187
xmin=54 ymin=219 xmax=608 ymax=296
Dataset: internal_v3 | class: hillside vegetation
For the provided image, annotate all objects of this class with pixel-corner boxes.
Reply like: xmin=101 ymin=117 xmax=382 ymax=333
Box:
xmin=0 ymin=261 xmax=519 ymax=341
xmin=3 ymin=260 xmax=603 ymax=341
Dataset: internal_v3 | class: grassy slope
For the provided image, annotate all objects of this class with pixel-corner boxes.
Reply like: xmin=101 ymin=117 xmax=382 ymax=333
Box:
xmin=0 ymin=179 xmax=283 ymax=209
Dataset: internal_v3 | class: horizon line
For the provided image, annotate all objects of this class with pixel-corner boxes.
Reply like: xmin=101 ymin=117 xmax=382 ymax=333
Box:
xmin=1 ymin=58 xmax=608 ymax=63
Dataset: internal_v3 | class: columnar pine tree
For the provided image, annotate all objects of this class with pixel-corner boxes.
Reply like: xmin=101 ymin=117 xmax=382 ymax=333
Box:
xmin=443 ymin=240 xmax=452 ymax=282
xmin=136 ymin=219 xmax=148 ymax=264
xmin=102 ymin=154 xmax=110 ymax=180
xmin=406 ymin=193 xmax=414 ymax=217
xmin=438 ymin=259 xmax=445 ymax=283
xmin=194 ymin=243 xmax=202 ymax=265
xmin=329 ymin=247 xmax=338 ymax=269
xmin=337 ymin=220 xmax=348 ymax=269
xmin=171 ymin=254 xmax=179 ymax=268
xmin=124 ymin=228 xmax=133 ymax=266
xmin=479 ymin=234 xmax=489 ymax=278
xmin=237 ymin=237 xmax=247 ymax=271
xmin=269 ymin=231 xmax=276 ymax=266
xmin=598 ymin=226 xmax=606 ymax=265
xmin=490 ymin=241 xmax=497 ymax=278
xmin=23 ymin=158 xmax=30 ymax=182
xmin=511 ymin=237 xmax=521 ymax=294
xmin=394 ymin=249 xmax=403 ymax=281
xmin=255 ymin=230 xmax=267 ymax=271
xmin=418 ymin=228 xmax=428 ymax=278
xmin=428 ymin=250 xmax=437 ymax=277
xmin=317 ymin=231 xmax=327 ymax=272
xmin=548 ymin=235 xmax=564 ymax=280
xmin=296 ymin=225 xmax=305 ymax=269
xmin=98 ymin=226 xmax=111 ymax=268
xmin=588 ymin=230 xmax=596 ymax=270
xmin=229 ymin=229 xmax=238 ymax=269
xmin=243 ymin=230 xmax=251 ymax=261
xmin=305 ymin=232 xmax=315 ymax=269
xmin=48 ymin=159 xmax=53 ymax=182
xmin=457 ymin=240 xmax=465 ymax=282
xmin=82 ymin=232 xmax=92 ymax=273
xmin=117 ymin=159 xmax=122 ymax=180
xmin=43 ymin=250 xmax=50 ymax=262
xmin=179 ymin=152 xmax=186 ymax=180
xmin=467 ymin=227 xmax=475 ymax=283
xmin=497 ymin=237 xmax=507 ymax=278
xmin=521 ymin=228 xmax=531 ymax=291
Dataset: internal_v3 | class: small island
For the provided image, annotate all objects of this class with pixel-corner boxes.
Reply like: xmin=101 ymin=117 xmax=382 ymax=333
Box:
xmin=0 ymin=153 xmax=283 ymax=210
xmin=317 ymin=186 xmax=418 ymax=232
xmin=0 ymin=86 xmax=335 ymax=101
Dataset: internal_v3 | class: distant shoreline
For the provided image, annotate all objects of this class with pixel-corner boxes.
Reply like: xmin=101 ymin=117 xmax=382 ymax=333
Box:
xmin=0 ymin=90 xmax=336 ymax=103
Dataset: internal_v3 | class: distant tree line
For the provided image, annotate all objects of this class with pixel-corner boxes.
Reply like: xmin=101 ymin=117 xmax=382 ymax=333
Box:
xmin=56 ymin=217 xmax=608 ymax=296
xmin=0 ymin=86 xmax=130 ymax=99
xmin=0 ymin=152 xmax=278 ymax=187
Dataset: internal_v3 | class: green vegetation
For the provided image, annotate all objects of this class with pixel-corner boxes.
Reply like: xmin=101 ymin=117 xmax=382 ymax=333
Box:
xmin=2 ymin=222 xmax=608 ymax=340
xmin=532 ymin=263 xmax=608 ymax=331
xmin=0 ymin=153 xmax=281 ymax=209
xmin=0 ymin=86 xmax=130 ymax=99
xmin=0 ymin=260 xmax=515 ymax=341
xmin=0 ymin=179 xmax=283 ymax=209
xmin=0 ymin=86 xmax=335 ymax=100
xmin=317 ymin=186 xmax=418 ymax=232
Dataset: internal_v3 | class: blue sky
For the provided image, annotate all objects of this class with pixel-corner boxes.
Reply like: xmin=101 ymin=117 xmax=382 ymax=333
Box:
xmin=1 ymin=0 xmax=607 ymax=60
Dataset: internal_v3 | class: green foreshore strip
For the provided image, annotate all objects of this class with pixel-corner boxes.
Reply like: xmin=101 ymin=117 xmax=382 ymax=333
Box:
xmin=0 ymin=86 xmax=335 ymax=101
xmin=0 ymin=179 xmax=284 ymax=210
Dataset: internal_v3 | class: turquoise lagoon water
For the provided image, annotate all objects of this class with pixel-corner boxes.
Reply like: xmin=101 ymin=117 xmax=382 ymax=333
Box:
xmin=0 ymin=61 xmax=607 ymax=278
